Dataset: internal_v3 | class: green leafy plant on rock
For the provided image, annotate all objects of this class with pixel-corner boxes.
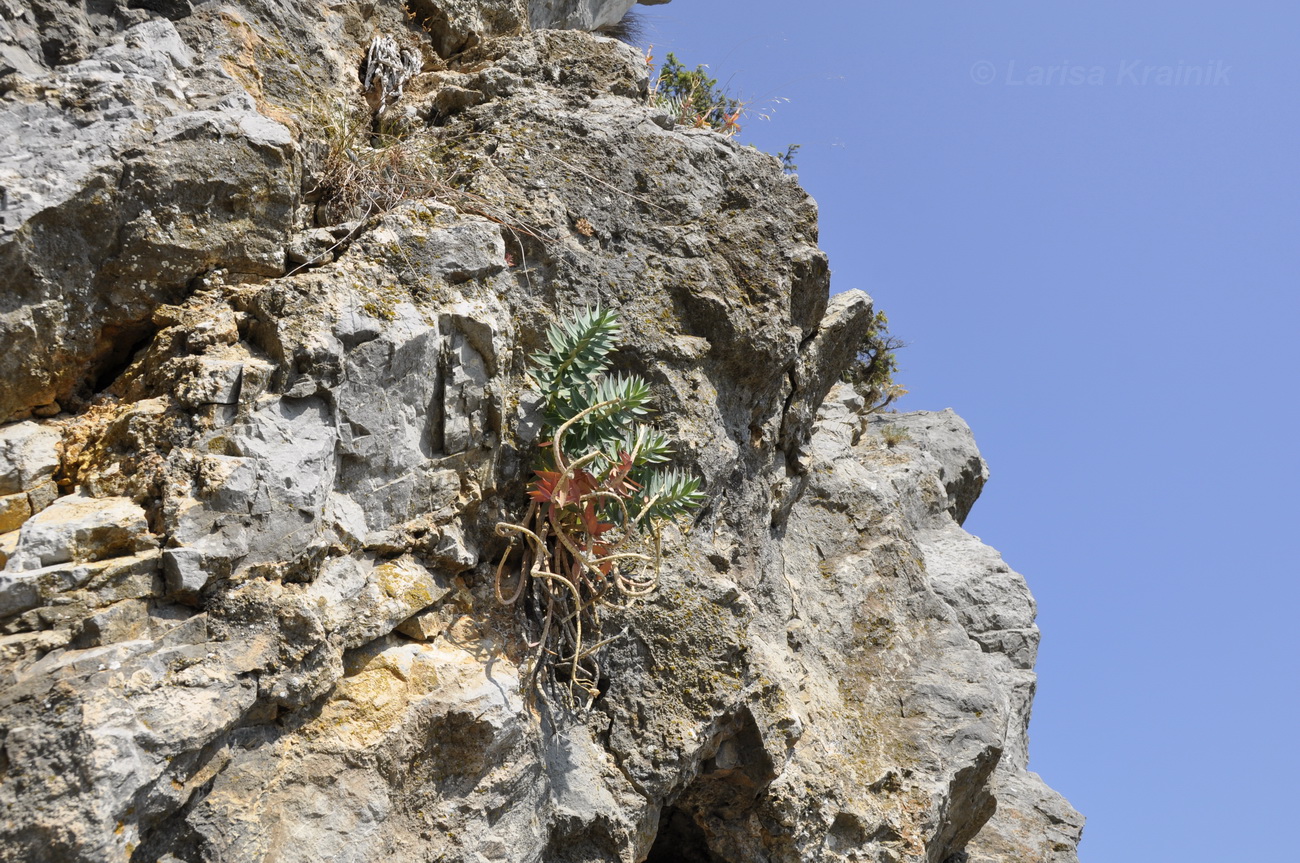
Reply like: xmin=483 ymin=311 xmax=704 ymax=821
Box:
xmin=495 ymin=307 xmax=705 ymax=707
xmin=843 ymin=310 xmax=907 ymax=411
xmin=879 ymin=424 xmax=911 ymax=448
xmin=778 ymin=143 xmax=801 ymax=174
xmin=647 ymin=50 xmax=803 ymax=175
xmin=649 ymin=51 xmax=746 ymax=136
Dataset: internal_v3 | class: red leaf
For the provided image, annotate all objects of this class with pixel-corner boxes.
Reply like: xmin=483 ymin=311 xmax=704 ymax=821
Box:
xmin=605 ymin=451 xmax=641 ymax=498
xmin=580 ymin=502 xmax=616 ymax=538
xmin=528 ymin=470 xmax=563 ymax=504
xmin=569 ymin=469 xmax=593 ymax=497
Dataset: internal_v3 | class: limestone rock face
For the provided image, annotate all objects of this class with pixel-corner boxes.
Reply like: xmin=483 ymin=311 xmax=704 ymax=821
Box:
xmin=529 ymin=0 xmax=670 ymax=31
xmin=0 ymin=2 xmax=1082 ymax=862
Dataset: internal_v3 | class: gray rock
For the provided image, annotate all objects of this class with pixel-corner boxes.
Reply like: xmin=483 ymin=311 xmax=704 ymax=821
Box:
xmin=529 ymin=0 xmax=666 ymax=31
xmin=0 ymin=17 xmax=298 ymax=422
xmin=25 ymin=480 xmax=58 ymax=516
xmin=870 ymin=409 xmax=989 ymax=525
xmin=0 ymin=20 xmax=195 ymax=239
xmin=966 ymin=769 xmax=1085 ymax=863
xmin=161 ymin=546 xmax=208 ymax=605
xmin=781 ymin=288 xmax=874 ymax=465
xmin=404 ymin=0 xmax=527 ymax=57
xmin=0 ymin=548 xmax=158 ymax=620
xmin=0 ymin=7 xmax=1079 ymax=863
xmin=75 ymin=596 xmax=151 ymax=647
xmin=4 ymin=492 xmax=153 ymax=571
xmin=0 ymin=420 xmax=61 ymax=495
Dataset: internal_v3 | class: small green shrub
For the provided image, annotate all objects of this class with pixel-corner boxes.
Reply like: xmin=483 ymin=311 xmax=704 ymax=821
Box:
xmin=650 ymin=51 xmax=746 ymax=136
xmin=843 ymin=310 xmax=907 ymax=411
xmin=778 ymin=143 xmax=801 ymax=174
xmin=648 ymin=51 xmax=804 ymax=175
xmin=496 ymin=307 xmax=704 ymax=706
xmin=879 ymin=424 xmax=911 ymax=448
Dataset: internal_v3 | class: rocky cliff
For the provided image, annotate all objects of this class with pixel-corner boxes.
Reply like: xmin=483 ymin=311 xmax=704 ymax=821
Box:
xmin=0 ymin=2 xmax=1083 ymax=861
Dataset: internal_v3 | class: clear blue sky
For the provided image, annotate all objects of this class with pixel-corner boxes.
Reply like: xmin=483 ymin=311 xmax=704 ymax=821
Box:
xmin=644 ymin=2 xmax=1300 ymax=860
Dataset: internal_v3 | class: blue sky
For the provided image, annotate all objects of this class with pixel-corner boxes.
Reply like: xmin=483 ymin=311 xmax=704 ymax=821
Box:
xmin=643 ymin=2 xmax=1299 ymax=860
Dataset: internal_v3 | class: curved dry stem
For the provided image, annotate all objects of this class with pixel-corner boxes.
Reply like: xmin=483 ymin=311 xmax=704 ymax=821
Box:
xmin=547 ymin=508 xmax=603 ymax=577
xmin=551 ymin=398 xmax=624 ymax=471
xmin=496 ymin=395 xmax=687 ymax=708
xmin=633 ymin=493 xmax=662 ymax=526
xmin=494 ymin=508 xmax=541 ymax=605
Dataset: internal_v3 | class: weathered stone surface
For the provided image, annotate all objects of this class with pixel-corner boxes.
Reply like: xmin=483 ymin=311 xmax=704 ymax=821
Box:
xmin=0 ymin=548 xmax=159 ymax=621
xmin=872 ymin=409 xmax=990 ymax=525
xmin=0 ymin=421 xmax=60 ymax=495
xmin=24 ymin=480 xmax=57 ymax=516
xmin=0 ymin=492 xmax=30 ymax=534
xmin=0 ymin=4 xmax=1079 ymax=862
xmin=967 ymin=769 xmax=1086 ymax=863
xmin=161 ymin=546 xmax=209 ymax=604
xmin=408 ymin=0 xmax=527 ymax=57
xmin=1 ymin=615 xmax=258 ymax=861
xmin=394 ymin=601 xmax=454 ymax=641
xmin=0 ymin=13 xmax=298 ymax=423
xmin=0 ymin=530 xmax=17 ymax=570
xmin=4 ymin=492 xmax=153 ymax=572
xmin=530 ymin=0 xmax=670 ymax=31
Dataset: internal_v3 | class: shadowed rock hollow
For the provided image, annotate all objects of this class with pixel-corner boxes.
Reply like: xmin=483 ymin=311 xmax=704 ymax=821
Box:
xmin=0 ymin=1 xmax=1082 ymax=861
